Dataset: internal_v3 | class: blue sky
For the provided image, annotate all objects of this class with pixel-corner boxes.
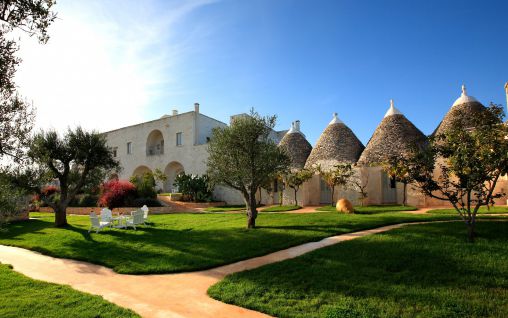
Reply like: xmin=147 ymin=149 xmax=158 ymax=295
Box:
xmin=16 ymin=0 xmax=508 ymax=145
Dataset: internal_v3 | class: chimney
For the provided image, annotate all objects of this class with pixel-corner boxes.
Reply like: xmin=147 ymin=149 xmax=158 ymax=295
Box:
xmin=194 ymin=102 xmax=200 ymax=113
xmin=172 ymin=109 xmax=178 ymax=116
xmin=294 ymin=120 xmax=301 ymax=132
xmin=505 ymin=82 xmax=508 ymax=113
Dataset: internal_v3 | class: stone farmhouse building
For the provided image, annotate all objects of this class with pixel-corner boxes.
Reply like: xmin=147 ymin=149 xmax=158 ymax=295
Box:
xmin=104 ymin=85 xmax=508 ymax=207
xmin=104 ymin=103 xmax=286 ymax=204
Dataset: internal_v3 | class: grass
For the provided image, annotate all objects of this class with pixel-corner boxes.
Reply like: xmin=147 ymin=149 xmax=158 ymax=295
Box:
xmin=0 ymin=263 xmax=138 ymax=318
xmin=428 ymin=206 xmax=508 ymax=214
xmin=315 ymin=204 xmax=417 ymax=214
xmin=0 ymin=212 xmax=459 ymax=274
xmin=203 ymin=205 xmax=246 ymax=212
xmin=260 ymin=205 xmax=301 ymax=212
xmin=209 ymin=221 xmax=508 ymax=318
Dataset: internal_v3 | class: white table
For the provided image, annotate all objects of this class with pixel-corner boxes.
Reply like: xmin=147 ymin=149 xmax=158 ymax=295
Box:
xmin=111 ymin=216 xmax=127 ymax=229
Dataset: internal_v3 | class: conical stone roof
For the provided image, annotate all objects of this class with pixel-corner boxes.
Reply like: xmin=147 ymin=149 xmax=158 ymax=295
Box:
xmin=278 ymin=121 xmax=312 ymax=170
xmin=433 ymin=85 xmax=485 ymax=136
xmin=305 ymin=113 xmax=364 ymax=170
xmin=358 ymin=100 xmax=427 ymax=166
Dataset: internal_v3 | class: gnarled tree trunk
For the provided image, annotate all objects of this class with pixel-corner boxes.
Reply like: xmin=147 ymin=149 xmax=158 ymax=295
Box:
xmin=247 ymin=191 xmax=258 ymax=229
xmin=54 ymin=204 xmax=68 ymax=227
xmin=402 ymin=182 xmax=407 ymax=206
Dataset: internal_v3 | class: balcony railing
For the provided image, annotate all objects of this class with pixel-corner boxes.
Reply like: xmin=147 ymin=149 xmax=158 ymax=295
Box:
xmin=146 ymin=146 xmax=164 ymax=156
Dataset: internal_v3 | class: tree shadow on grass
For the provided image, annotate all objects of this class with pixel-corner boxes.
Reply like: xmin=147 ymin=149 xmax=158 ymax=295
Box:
xmin=209 ymin=222 xmax=508 ymax=318
xmin=0 ymin=219 xmax=53 ymax=240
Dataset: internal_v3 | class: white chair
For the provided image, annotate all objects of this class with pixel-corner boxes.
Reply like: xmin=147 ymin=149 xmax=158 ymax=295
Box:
xmin=88 ymin=212 xmax=111 ymax=233
xmin=100 ymin=208 xmax=113 ymax=223
xmin=140 ymin=205 xmax=149 ymax=224
xmin=125 ymin=210 xmax=145 ymax=230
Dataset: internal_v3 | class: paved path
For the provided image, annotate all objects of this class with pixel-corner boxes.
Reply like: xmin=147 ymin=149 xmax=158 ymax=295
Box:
xmin=0 ymin=221 xmax=445 ymax=318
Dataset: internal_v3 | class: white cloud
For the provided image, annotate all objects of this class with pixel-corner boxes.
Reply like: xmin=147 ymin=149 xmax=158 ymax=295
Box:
xmin=14 ymin=0 xmax=214 ymax=133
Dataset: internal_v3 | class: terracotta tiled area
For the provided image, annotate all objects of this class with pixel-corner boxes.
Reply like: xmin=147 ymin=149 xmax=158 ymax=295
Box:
xmin=0 ymin=221 xmax=445 ymax=318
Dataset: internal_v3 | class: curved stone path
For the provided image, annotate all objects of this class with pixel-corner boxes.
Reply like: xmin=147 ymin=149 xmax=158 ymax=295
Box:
xmin=0 ymin=221 xmax=446 ymax=318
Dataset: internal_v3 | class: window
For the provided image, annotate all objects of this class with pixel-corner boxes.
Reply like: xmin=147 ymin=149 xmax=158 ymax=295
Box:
xmin=389 ymin=177 xmax=396 ymax=189
xmin=112 ymin=147 xmax=118 ymax=157
xmin=127 ymin=142 xmax=132 ymax=154
xmin=176 ymin=132 xmax=183 ymax=146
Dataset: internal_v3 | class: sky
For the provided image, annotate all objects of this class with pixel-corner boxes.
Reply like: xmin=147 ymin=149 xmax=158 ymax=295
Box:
xmin=14 ymin=0 xmax=508 ymax=145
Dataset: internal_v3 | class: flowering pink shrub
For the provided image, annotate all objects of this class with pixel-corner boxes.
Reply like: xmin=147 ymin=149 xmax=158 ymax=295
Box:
xmin=98 ymin=180 xmax=137 ymax=209
xmin=41 ymin=185 xmax=59 ymax=197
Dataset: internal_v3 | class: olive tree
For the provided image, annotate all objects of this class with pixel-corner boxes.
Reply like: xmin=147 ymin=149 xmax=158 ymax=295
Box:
xmin=351 ymin=167 xmax=368 ymax=206
xmin=0 ymin=174 xmax=28 ymax=229
xmin=207 ymin=110 xmax=289 ymax=228
xmin=407 ymin=104 xmax=508 ymax=242
xmin=382 ymin=156 xmax=412 ymax=206
xmin=12 ymin=127 xmax=118 ymax=227
xmin=0 ymin=1 xmax=56 ymax=161
xmin=318 ymin=163 xmax=355 ymax=205
xmin=284 ymin=168 xmax=314 ymax=206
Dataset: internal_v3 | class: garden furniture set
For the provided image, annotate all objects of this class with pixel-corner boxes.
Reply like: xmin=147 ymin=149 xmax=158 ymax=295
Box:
xmin=88 ymin=205 xmax=149 ymax=233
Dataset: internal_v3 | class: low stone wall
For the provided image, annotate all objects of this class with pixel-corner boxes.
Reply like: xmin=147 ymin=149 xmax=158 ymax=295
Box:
xmin=38 ymin=206 xmax=174 ymax=215
xmin=38 ymin=201 xmax=226 ymax=215
xmin=4 ymin=210 xmax=29 ymax=222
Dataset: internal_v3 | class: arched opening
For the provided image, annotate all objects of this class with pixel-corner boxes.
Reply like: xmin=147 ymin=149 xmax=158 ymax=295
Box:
xmin=132 ymin=165 xmax=152 ymax=178
xmin=164 ymin=161 xmax=185 ymax=192
xmin=146 ymin=130 xmax=164 ymax=156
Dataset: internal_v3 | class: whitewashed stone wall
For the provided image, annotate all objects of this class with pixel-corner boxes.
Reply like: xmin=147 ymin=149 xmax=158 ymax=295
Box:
xmin=104 ymin=111 xmax=232 ymax=193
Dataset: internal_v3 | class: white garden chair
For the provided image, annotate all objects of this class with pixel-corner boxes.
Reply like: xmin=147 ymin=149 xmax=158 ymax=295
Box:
xmin=100 ymin=208 xmax=113 ymax=223
xmin=125 ymin=210 xmax=145 ymax=230
xmin=140 ymin=205 xmax=149 ymax=224
xmin=88 ymin=212 xmax=111 ymax=233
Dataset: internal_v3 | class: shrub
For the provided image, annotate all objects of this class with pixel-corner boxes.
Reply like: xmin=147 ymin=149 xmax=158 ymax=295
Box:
xmin=98 ymin=180 xmax=137 ymax=209
xmin=0 ymin=178 xmax=28 ymax=228
xmin=41 ymin=185 xmax=59 ymax=197
xmin=173 ymin=173 xmax=212 ymax=202
xmin=79 ymin=194 xmax=98 ymax=207
xmin=68 ymin=196 xmax=80 ymax=207
xmin=130 ymin=172 xmax=157 ymax=199
xmin=32 ymin=185 xmax=60 ymax=207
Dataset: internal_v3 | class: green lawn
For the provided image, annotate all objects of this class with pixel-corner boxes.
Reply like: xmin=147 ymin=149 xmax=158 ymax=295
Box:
xmin=0 ymin=212 xmax=457 ymax=274
xmin=428 ymin=206 xmax=508 ymax=214
xmin=0 ymin=263 xmax=138 ymax=318
xmin=316 ymin=204 xmax=417 ymax=214
xmin=203 ymin=205 xmax=246 ymax=212
xmin=260 ymin=205 xmax=301 ymax=212
xmin=209 ymin=221 xmax=508 ymax=318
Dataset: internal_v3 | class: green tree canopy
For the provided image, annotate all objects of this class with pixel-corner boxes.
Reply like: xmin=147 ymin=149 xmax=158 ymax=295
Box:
xmin=0 ymin=1 xmax=56 ymax=161
xmin=11 ymin=127 xmax=118 ymax=227
xmin=207 ymin=110 xmax=290 ymax=228
xmin=318 ymin=163 xmax=355 ymax=205
xmin=408 ymin=103 xmax=508 ymax=242
xmin=382 ymin=155 xmax=413 ymax=206
xmin=283 ymin=168 xmax=314 ymax=206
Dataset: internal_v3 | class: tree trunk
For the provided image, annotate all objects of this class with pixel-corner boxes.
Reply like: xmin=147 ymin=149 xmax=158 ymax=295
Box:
xmin=466 ymin=220 xmax=476 ymax=243
xmin=330 ymin=185 xmax=335 ymax=206
xmin=247 ymin=192 xmax=258 ymax=229
xmin=294 ymin=188 xmax=298 ymax=206
xmin=54 ymin=204 xmax=68 ymax=227
xmin=403 ymin=183 xmax=407 ymax=206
